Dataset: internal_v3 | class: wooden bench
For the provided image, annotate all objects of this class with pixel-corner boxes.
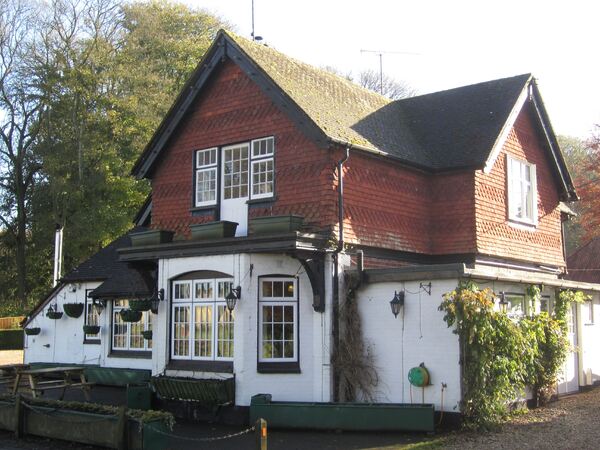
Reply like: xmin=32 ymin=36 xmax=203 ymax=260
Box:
xmin=13 ymin=366 xmax=95 ymax=401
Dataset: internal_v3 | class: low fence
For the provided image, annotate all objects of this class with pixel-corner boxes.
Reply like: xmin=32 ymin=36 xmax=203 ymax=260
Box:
xmin=0 ymin=330 xmax=23 ymax=350
xmin=0 ymin=316 xmax=25 ymax=330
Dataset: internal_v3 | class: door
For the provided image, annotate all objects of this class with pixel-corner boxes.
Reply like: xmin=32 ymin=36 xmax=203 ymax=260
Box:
xmin=221 ymin=144 xmax=249 ymax=236
xmin=558 ymin=303 xmax=579 ymax=394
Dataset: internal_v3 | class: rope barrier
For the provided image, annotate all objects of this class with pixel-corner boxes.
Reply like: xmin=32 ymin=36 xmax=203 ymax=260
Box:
xmin=141 ymin=421 xmax=256 ymax=442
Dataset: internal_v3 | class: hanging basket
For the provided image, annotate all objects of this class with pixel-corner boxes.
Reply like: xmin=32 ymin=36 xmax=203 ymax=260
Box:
xmin=119 ymin=309 xmax=142 ymax=323
xmin=142 ymin=330 xmax=153 ymax=340
xmin=24 ymin=327 xmax=41 ymax=336
xmin=63 ymin=303 xmax=84 ymax=318
xmin=46 ymin=311 xmax=63 ymax=320
xmin=129 ymin=299 xmax=152 ymax=312
xmin=83 ymin=325 xmax=101 ymax=335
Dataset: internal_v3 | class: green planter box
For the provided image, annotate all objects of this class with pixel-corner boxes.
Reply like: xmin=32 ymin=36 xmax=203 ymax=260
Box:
xmin=249 ymin=215 xmax=304 ymax=235
xmin=250 ymin=394 xmax=435 ymax=432
xmin=190 ymin=221 xmax=238 ymax=240
xmin=130 ymin=229 xmax=174 ymax=247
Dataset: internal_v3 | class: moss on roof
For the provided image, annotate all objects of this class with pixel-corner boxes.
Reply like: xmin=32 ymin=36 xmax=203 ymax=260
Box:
xmin=225 ymin=30 xmax=390 ymax=150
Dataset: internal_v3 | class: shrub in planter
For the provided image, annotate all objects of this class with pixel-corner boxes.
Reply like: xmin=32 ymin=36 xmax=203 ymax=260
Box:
xmin=25 ymin=327 xmax=41 ymax=336
xmin=83 ymin=325 xmax=101 ymax=335
xmin=46 ymin=310 xmax=63 ymax=320
xmin=129 ymin=299 xmax=152 ymax=312
xmin=63 ymin=303 xmax=84 ymax=318
xmin=120 ymin=309 xmax=142 ymax=322
xmin=142 ymin=330 xmax=153 ymax=340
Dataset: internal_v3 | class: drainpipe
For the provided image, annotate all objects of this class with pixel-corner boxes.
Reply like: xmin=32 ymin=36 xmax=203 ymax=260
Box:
xmin=53 ymin=224 xmax=63 ymax=287
xmin=332 ymin=147 xmax=350 ymax=402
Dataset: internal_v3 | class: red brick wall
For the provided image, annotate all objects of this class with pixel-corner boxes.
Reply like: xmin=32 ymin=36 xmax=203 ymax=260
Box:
xmin=474 ymin=106 xmax=564 ymax=267
xmin=151 ymin=60 xmax=335 ymax=236
xmin=339 ymin=150 xmax=476 ymax=255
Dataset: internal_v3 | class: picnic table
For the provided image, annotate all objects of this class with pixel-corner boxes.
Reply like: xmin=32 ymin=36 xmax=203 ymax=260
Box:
xmin=0 ymin=364 xmax=29 ymax=388
xmin=12 ymin=366 xmax=94 ymax=400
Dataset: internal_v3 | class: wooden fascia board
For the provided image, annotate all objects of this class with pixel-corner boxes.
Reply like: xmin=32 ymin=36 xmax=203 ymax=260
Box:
xmin=528 ymin=82 xmax=578 ymax=201
xmin=483 ymin=76 xmax=532 ymax=174
xmin=133 ymin=32 xmax=329 ymax=179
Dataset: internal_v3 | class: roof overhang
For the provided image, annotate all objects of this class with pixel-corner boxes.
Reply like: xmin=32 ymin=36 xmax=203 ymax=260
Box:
xmin=118 ymin=231 xmax=329 ymax=262
xmin=362 ymin=262 xmax=600 ymax=292
xmin=482 ymin=77 xmax=577 ymax=202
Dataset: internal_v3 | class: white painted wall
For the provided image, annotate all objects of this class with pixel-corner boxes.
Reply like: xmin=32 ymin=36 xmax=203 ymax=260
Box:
xmin=578 ymin=292 xmax=600 ymax=386
xmin=356 ymin=279 xmax=462 ymax=413
xmin=155 ymin=252 xmax=337 ymax=406
xmin=24 ymin=281 xmax=152 ymax=371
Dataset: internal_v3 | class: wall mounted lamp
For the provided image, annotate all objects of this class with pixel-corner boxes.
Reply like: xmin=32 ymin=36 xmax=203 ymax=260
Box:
xmin=225 ymin=286 xmax=242 ymax=312
xmin=498 ymin=291 xmax=508 ymax=313
xmin=390 ymin=290 xmax=405 ymax=318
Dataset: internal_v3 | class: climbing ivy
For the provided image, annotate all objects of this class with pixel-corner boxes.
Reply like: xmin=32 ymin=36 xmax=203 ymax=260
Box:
xmin=439 ymin=282 xmax=586 ymax=429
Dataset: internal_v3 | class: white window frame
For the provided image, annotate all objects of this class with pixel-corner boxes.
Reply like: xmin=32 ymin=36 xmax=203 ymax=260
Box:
xmin=250 ymin=137 xmax=274 ymax=200
xmin=171 ymin=278 xmax=234 ymax=361
xmin=505 ymin=293 xmax=526 ymax=320
xmin=584 ymin=300 xmax=594 ymax=325
xmin=507 ymin=155 xmax=537 ymax=225
xmin=258 ymin=277 xmax=298 ymax=363
xmin=195 ymin=148 xmax=218 ymax=207
xmin=111 ymin=300 xmax=152 ymax=352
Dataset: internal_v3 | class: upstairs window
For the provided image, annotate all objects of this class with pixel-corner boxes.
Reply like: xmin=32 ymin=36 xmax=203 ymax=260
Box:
xmin=251 ymin=137 xmax=274 ymax=199
xmin=507 ymin=156 xmax=537 ymax=224
xmin=195 ymin=148 xmax=218 ymax=207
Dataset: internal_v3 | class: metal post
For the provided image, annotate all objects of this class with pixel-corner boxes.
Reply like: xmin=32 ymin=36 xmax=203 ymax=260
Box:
xmin=379 ymin=53 xmax=383 ymax=95
xmin=255 ymin=418 xmax=267 ymax=450
xmin=14 ymin=394 xmax=22 ymax=438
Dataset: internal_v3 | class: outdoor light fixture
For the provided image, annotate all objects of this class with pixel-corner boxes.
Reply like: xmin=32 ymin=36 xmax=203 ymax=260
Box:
xmin=390 ymin=290 xmax=405 ymax=318
xmin=225 ymin=286 xmax=242 ymax=312
xmin=150 ymin=288 xmax=165 ymax=314
xmin=498 ymin=291 xmax=508 ymax=313
xmin=92 ymin=298 xmax=105 ymax=312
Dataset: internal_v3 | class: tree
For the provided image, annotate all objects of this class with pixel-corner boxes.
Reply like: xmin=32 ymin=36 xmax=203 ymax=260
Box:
xmin=559 ymin=130 xmax=600 ymax=253
xmin=0 ymin=0 xmax=45 ymax=304
xmin=358 ymin=69 xmax=416 ymax=100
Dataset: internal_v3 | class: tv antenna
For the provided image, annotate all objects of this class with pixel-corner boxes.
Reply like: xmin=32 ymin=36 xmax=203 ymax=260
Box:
xmin=251 ymin=0 xmax=262 ymax=42
xmin=360 ymin=49 xmax=420 ymax=95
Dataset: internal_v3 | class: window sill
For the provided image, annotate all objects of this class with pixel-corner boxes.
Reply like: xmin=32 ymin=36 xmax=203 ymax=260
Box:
xmin=83 ymin=339 xmax=101 ymax=345
xmin=190 ymin=206 xmax=217 ymax=217
xmin=247 ymin=196 xmax=277 ymax=207
xmin=167 ymin=359 xmax=233 ymax=373
xmin=257 ymin=361 xmax=300 ymax=374
xmin=109 ymin=350 xmax=152 ymax=359
xmin=507 ymin=218 xmax=537 ymax=230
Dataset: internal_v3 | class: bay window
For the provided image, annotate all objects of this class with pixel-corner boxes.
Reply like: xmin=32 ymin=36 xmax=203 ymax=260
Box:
xmin=171 ymin=277 xmax=235 ymax=361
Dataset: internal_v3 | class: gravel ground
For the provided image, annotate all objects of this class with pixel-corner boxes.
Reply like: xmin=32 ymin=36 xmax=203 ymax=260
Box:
xmin=0 ymin=383 xmax=599 ymax=449
xmin=442 ymin=387 xmax=600 ymax=449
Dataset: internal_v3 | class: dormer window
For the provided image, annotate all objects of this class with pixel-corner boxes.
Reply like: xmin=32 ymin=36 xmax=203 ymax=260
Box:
xmin=195 ymin=148 xmax=218 ymax=207
xmin=507 ymin=155 xmax=537 ymax=225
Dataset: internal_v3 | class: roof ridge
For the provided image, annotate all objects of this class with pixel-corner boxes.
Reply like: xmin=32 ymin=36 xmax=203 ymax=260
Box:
xmin=395 ymin=73 xmax=532 ymax=104
xmin=222 ymin=29 xmax=391 ymax=105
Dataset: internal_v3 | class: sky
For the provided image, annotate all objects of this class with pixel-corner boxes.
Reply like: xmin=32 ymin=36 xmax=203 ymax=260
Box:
xmin=182 ymin=0 xmax=600 ymax=139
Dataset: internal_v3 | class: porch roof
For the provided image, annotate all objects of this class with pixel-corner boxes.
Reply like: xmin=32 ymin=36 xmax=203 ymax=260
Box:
xmin=117 ymin=231 xmax=329 ymax=263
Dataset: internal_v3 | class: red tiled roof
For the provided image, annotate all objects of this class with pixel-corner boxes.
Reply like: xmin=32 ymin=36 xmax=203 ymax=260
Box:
xmin=566 ymin=238 xmax=600 ymax=283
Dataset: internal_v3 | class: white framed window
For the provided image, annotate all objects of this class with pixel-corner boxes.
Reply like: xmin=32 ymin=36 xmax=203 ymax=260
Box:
xmin=251 ymin=137 xmax=274 ymax=199
xmin=258 ymin=277 xmax=298 ymax=362
xmin=584 ymin=300 xmax=594 ymax=325
xmin=111 ymin=300 xmax=152 ymax=352
xmin=505 ymin=293 xmax=526 ymax=320
xmin=539 ymin=295 xmax=552 ymax=315
xmin=171 ymin=278 xmax=234 ymax=361
xmin=195 ymin=148 xmax=218 ymax=207
xmin=222 ymin=144 xmax=249 ymax=200
xmin=507 ymin=155 xmax=537 ymax=224
xmin=84 ymin=289 xmax=100 ymax=343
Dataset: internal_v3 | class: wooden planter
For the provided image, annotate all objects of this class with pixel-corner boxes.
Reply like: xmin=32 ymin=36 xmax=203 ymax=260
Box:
xmin=129 ymin=229 xmax=174 ymax=247
xmin=249 ymin=215 xmax=304 ymax=235
xmin=142 ymin=330 xmax=153 ymax=340
xmin=129 ymin=299 xmax=152 ymax=312
xmin=63 ymin=303 xmax=84 ymax=318
xmin=83 ymin=325 xmax=101 ymax=335
xmin=46 ymin=311 xmax=63 ymax=320
xmin=190 ymin=221 xmax=238 ymax=240
xmin=120 ymin=309 xmax=142 ymax=323
xmin=24 ymin=327 xmax=41 ymax=336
